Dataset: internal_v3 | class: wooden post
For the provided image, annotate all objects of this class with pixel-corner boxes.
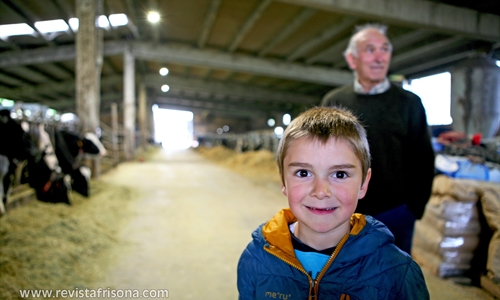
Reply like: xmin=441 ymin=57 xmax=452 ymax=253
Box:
xmin=76 ymin=0 xmax=102 ymax=133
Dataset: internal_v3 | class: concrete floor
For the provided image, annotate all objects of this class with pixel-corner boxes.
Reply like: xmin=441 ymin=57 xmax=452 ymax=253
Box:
xmin=93 ymin=148 xmax=497 ymax=300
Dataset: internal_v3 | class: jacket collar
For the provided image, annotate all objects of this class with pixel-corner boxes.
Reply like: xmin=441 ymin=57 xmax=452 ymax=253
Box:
xmin=261 ymin=209 xmax=366 ymax=263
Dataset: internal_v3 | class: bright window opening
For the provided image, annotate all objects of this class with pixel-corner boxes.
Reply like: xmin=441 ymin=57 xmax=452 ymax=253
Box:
xmin=152 ymin=106 xmax=194 ymax=150
xmin=35 ymin=19 xmax=69 ymax=33
xmin=0 ymin=14 xmax=129 ymax=38
xmin=97 ymin=15 xmax=110 ymax=28
xmin=403 ymin=72 xmax=453 ymax=126
xmin=108 ymin=14 xmax=128 ymax=26
xmin=0 ymin=23 xmax=35 ymax=38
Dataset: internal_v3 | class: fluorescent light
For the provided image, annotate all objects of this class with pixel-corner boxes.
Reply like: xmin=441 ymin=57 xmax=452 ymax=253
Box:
xmin=35 ymin=19 xmax=69 ymax=33
xmin=148 ymin=11 xmax=160 ymax=23
xmin=109 ymin=14 xmax=128 ymax=26
xmin=161 ymin=84 xmax=170 ymax=92
xmin=0 ymin=23 xmax=35 ymax=38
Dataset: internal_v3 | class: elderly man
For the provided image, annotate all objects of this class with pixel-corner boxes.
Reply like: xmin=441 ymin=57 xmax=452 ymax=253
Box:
xmin=321 ymin=23 xmax=435 ymax=255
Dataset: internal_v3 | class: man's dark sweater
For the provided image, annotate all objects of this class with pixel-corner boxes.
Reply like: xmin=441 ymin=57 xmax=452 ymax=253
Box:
xmin=321 ymin=84 xmax=435 ymax=219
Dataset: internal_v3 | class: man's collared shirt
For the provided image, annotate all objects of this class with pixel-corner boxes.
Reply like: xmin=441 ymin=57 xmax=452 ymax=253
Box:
xmin=353 ymin=77 xmax=390 ymax=95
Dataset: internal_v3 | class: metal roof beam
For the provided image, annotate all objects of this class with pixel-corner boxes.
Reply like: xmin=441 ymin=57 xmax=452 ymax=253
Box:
xmin=259 ymin=7 xmax=316 ymax=57
xmin=397 ymin=50 xmax=482 ymax=77
xmin=197 ymin=0 xmax=223 ymax=48
xmin=390 ymin=36 xmax=468 ymax=69
xmin=306 ymin=37 xmax=349 ymax=65
xmin=276 ymin=0 xmax=500 ymax=42
xmin=132 ymin=42 xmax=352 ymax=86
xmin=227 ymin=0 xmax=273 ymax=52
xmin=144 ymin=74 xmax=320 ymax=104
xmin=0 ymin=41 xmax=352 ymax=86
xmin=286 ymin=17 xmax=357 ymax=62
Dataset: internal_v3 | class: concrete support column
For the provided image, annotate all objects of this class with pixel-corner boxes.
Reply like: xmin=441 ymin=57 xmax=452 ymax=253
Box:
xmin=149 ymin=103 xmax=155 ymax=145
xmin=138 ymin=83 xmax=148 ymax=148
xmin=75 ymin=0 xmax=101 ymax=133
xmin=123 ymin=47 xmax=136 ymax=160
xmin=451 ymin=56 xmax=500 ymax=138
xmin=111 ymin=102 xmax=119 ymax=165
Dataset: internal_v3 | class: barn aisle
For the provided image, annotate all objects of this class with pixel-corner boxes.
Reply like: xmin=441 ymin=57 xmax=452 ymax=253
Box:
xmin=92 ymin=147 xmax=496 ymax=300
xmin=93 ymin=147 xmax=286 ymax=299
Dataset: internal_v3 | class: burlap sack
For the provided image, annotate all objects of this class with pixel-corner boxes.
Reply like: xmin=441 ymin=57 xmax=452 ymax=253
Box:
xmin=426 ymin=195 xmax=479 ymax=224
xmin=477 ymin=182 xmax=500 ymax=283
xmin=432 ymin=175 xmax=479 ymax=201
xmin=412 ymin=244 xmax=472 ymax=278
xmin=413 ymin=219 xmax=480 ymax=254
xmin=422 ymin=207 xmax=480 ymax=236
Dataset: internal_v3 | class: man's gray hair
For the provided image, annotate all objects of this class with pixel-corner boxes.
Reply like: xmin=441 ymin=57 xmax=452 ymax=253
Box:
xmin=343 ymin=23 xmax=392 ymax=58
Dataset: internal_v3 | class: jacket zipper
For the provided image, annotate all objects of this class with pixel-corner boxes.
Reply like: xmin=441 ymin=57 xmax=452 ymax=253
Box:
xmin=264 ymin=247 xmax=315 ymax=299
xmin=264 ymin=232 xmax=350 ymax=300
xmin=312 ymin=233 xmax=350 ymax=297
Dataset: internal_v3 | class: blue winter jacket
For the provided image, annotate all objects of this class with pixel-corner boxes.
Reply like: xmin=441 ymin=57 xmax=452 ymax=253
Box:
xmin=237 ymin=209 xmax=429 ymax=300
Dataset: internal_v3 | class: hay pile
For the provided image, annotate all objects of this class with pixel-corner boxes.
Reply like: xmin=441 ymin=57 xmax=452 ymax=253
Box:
xmin=196 ymin=146 xmax=281 ymax=186
xmin=0 ymin=181 xmax=136 ymax=300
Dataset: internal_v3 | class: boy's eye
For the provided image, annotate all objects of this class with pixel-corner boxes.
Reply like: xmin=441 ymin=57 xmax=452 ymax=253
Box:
xmin=334 ymin=171 xmax=348 ymax=179
xmin=295 ymin=169 xmax=310 ymax=177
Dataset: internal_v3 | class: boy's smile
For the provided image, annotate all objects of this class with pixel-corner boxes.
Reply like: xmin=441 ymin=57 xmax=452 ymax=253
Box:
xmin=282 ymin=136 xmax=371 ymax=250
xmin=305 ymin=205 xmax=337 ymax=214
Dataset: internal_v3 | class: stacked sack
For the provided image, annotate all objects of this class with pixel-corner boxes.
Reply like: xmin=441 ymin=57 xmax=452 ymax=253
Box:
xmin=476 ymin=180 xmax=500 ymax=297
xmin=412 ymin=175 xmax=482 ymax=279
xmin=413 ymin=174 xmax=500 ymax=296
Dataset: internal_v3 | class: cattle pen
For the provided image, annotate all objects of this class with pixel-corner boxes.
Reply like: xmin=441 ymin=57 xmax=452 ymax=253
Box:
xmin=0 ymin=146 xmax=497 ymax=300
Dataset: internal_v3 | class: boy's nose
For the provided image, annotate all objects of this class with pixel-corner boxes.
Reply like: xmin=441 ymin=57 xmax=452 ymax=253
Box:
xmin=311 ymin=178 xmax=331 ymax=199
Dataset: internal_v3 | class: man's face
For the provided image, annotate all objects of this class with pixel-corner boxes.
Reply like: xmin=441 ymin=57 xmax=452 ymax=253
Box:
xmin=346 ymin=29 xmax=391 ymax=90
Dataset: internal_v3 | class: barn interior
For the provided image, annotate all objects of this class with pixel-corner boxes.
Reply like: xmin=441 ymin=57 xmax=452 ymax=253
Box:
xmin=1 ymin=0 xmax=500 ymax=299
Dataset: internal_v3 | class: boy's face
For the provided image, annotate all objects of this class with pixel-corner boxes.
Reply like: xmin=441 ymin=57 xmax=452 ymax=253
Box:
xmin=281 ymin=137 xmax=371 ymax=243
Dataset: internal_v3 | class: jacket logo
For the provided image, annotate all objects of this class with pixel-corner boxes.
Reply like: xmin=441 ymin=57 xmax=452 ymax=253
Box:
xmin=265 ymin=291 xmax=291 ymax=299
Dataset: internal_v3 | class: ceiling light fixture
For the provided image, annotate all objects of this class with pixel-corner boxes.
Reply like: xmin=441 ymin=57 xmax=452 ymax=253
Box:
xmin=147 ymin=11 xmax=160 ymax=23
xmin=159 ymin=67 xmax=169 ymax=76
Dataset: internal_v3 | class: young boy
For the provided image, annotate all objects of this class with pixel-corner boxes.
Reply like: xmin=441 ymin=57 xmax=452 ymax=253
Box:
xmin=237 ymin=107 xmax=429 ymax=299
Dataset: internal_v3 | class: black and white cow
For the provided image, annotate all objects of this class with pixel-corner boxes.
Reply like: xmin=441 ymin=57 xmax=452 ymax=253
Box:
xmin=1 ymin=109 xmax=71 ymax=208
xmin=1 ymin=109 xmax=108 ymax=211
xmin=24 ymin=123 xmax=72 ymax=205
xmin=0 ymin=109 xmax=40 ymax=213
xmin=0 ymin=154 xmax=9 ymax=214
xmin=54 ymin=130 xmax=106 ymax=197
